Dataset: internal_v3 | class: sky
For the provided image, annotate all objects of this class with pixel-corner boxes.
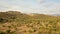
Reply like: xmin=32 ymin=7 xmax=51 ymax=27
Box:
xmin=0 ymin=0 xmax=60 ymax=14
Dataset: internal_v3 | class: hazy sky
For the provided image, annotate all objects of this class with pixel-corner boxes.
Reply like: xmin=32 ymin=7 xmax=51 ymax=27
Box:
xmin=0 ymin=0 xmax=60 ymax=14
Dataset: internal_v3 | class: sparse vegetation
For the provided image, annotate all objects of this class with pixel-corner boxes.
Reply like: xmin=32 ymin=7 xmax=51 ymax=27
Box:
xmin=0 ymin=11 xmax=60 ymax=34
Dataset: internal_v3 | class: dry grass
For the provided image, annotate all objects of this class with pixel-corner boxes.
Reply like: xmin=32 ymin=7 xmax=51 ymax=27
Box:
xmin=0 ymin=11 xmax=60 ymax=34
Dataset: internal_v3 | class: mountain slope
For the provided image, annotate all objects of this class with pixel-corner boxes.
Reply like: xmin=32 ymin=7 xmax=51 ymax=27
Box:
xmin=0 ymin=11 xmax=60 ymax=34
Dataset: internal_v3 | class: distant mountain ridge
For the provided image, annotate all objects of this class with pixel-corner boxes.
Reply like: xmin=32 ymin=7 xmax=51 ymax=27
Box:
xmin=52 ymin=14 xmax=60 ymax=16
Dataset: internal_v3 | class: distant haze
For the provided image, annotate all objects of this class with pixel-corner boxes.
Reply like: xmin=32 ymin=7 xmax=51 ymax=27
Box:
xmin=0 ymin=0 xmax=60 ymax=14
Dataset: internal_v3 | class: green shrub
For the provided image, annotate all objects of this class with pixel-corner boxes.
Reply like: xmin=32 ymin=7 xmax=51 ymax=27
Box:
xmin=9 ymin=31 xmax=17 ymax=34
xmin=33 ymin=29 xmax=37 ymax=32
xmin=0 ymin=31 xmax=6 ymax=34
xmin=38 ymin=31 xmax=43 ymax=34
xmin=8 ymin=26 xmax=11 ymax=28
xmin=6 ymin=29 xmax=11 ymax=33
xmin=29 ymin=30 xmax=33 ymax=33
xmin=0 ymin=18 xmax=8 ymax=23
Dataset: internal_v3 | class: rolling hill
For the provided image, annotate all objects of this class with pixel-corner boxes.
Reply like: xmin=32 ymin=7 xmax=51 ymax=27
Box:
xmin=0 ymin=11 xmax=60 ymax=34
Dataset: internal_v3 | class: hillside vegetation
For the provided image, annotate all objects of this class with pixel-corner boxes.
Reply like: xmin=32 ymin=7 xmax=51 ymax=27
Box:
xmin=0 ymin=11 xmax=60 ymax=34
